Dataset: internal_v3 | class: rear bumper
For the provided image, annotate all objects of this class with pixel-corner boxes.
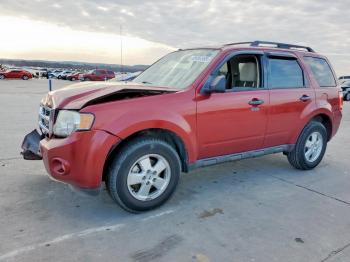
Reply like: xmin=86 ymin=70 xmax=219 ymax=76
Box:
xmin=39 ymin=130 xmax=120 ymax=190
xmin=332 ymin=110 xmax=343 ymax=138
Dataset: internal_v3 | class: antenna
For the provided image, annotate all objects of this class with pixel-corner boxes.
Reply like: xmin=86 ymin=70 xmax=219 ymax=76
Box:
xmin=120 ymin=25 xmax=123 ymax=74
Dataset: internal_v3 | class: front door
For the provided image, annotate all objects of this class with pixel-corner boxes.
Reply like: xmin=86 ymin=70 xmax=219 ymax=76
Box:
xmin=197 ymin=53 xmax=269 ymax=159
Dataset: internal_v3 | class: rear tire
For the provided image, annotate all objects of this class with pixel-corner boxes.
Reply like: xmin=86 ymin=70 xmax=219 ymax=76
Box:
xmin=345 ymin=92 xmax=350 ymax=101
xmin=84 ymin=77 xmax=90 ymax=81
xmin=287 ymin=121 xmax=327 ymax=170
xmin=106 ymin=138 xmax=181 ymax=213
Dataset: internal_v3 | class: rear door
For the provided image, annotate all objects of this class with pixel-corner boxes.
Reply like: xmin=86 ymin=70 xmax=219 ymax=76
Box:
xmin=264 ymin=53 xmax=315 ymax=147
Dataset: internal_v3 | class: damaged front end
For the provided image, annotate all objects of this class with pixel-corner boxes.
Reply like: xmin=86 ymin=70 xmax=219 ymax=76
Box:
xmin=20 ymin=83 xmax=176 ymax=161
xmin=21 ymin=129 xmax=44 ymax=160
xmin=22 ymin=97 xmax=54 ymax=160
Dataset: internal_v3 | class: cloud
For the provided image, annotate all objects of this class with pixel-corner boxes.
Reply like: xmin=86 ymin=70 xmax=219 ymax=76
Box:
xmin=0 ymin=0 xmax=349 ymax=73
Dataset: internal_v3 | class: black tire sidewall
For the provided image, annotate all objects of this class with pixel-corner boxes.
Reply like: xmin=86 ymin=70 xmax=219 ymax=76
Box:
xmin=109 ymin=140 xmax=181 ymax=212
xmin=345 ymin=93 xmax=350 ymax=101
xmin=297 ymin=122 xmax=327 ymax=169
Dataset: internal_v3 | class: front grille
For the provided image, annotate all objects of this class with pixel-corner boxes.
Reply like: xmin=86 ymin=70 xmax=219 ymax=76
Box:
xmin=38 ymin=105 xmax=54 ymax=137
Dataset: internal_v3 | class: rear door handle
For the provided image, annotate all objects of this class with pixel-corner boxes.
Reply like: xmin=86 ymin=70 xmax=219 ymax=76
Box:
xmin=248 ymin=99 xmax=264 ymax=106
xmin=300 ymin=95 xmax=311 ymax=102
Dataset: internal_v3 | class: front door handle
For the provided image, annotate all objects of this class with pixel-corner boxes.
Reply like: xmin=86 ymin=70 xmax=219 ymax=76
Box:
xmin=300 ymin=95 xmax=311 ymax=102
xmin=248 ymin=98 xmax=264 ymax=106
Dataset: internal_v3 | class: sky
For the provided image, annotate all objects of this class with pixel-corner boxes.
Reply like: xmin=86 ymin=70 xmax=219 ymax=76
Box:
xmin=0 ymin=0 xmax=349 ymax=75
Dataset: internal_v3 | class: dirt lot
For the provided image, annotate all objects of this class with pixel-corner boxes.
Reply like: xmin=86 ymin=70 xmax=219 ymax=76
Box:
xmin=1 ymin=79 xmax=350 ymax=262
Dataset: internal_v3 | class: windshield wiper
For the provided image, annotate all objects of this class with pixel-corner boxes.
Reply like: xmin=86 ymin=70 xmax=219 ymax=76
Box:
xmin=141 ymin=81 xmax=153 ymax=84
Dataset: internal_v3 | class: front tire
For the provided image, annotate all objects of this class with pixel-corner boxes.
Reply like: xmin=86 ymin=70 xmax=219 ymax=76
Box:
xmin=22 ymin=75 xmax=29 ymax=80
xmin=106 ymin=138 xmax=181 ymax=212
xmin=0 ymin=75 xmax=5 ymax=80
xmin=287 ymin=121 xmax=327 ymax=170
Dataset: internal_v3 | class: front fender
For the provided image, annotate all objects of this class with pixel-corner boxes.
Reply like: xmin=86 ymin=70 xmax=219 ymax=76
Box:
xmin=82 ymin=91 xmax=198 ymax=162
xmin=106 ymin=116 xmax=197 ymax=163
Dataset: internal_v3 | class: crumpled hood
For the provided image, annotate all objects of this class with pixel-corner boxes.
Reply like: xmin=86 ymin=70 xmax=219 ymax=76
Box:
xmin=42 ymin=81 xmax=177 ymax=109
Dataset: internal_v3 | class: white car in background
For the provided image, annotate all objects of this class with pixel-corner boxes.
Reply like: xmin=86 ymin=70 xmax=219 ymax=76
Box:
xmin=57 ymin=71 xmax=74 ymax=79
xmin=48 ymin=70 xmax=63 ymax=78
xmin=339 ymin=75 xmax=350 ymax=84
xmin=341 ymin=80 xmax=350 ymax=101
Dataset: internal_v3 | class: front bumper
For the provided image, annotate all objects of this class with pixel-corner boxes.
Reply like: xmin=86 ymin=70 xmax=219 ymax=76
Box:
xmin=21 ymin=129 xmax=44 ymax=160
xmin=22 ymin=129 xmax=120 ymax=191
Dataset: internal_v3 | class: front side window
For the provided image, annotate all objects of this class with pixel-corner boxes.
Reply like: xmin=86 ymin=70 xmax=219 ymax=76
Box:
xmin=268 ymin=57 xmax=304 ymax=88
xmin=133 ymin=49 xmax=219 ymax=89
xmin=304 ymin=57 xmax=336 ymax=87
xmin=217 ymin=54 xmax=262 ymax=90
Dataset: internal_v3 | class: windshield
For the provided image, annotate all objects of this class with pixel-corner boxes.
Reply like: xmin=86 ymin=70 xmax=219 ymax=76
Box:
xmin=133 ymin=49 xmax=219 ymax=89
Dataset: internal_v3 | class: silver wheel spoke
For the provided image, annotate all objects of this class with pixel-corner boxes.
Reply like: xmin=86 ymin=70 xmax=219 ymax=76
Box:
xmin=137 ymin=183 xmax=152 ymax=198
xmin=310 ymin=133 xmax=317 ymax=143
xmin=305 ymin=149 xmax=313 ymax=160
xmin=139 ymin=157 xmax=152 ymax=171
xmin=153 ymin=177 xmax=166 ymax=190
xmin=127 ymin=172 xmax=144 ymax=186
xmin=305 ymin=139 xmax=313 ymax=148
xmin=153 ymin=159 xmax=167 ymax=175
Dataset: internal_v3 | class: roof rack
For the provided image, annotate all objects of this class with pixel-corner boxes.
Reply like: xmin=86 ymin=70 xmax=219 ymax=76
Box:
xmin=224 ymin=40 xmax=315 ymax=52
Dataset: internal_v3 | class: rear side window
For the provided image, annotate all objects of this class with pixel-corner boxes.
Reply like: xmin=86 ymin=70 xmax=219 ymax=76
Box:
xmin=304 ymin=57 xmax=336 ymax=87
xmin=268 ymin=57 xmax=304 ymax=88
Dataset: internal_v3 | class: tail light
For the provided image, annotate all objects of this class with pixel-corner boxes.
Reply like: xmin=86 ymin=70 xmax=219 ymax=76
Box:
xmin=339 ymin=91 xmax=343 ymax=111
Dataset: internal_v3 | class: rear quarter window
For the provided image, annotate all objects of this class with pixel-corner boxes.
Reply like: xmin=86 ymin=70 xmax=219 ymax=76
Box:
xmin=304 ymin=57 xmax=336 ymax=87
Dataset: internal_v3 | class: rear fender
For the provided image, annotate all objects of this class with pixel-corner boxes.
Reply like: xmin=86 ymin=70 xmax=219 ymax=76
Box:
xmin=288 ymin=107 xmax=333 ymax=144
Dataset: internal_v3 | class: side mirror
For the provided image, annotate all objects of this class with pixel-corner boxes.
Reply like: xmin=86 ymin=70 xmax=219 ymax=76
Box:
xmin=209 ymin=75 xmax=226 ymax=93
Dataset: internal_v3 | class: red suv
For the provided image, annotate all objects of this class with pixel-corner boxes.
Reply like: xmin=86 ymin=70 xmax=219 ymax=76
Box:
xmin=81 ymin=69 xmax=115 ymax=81
xmin=0 ymin=70 xmax=32 ymax=80
xmin=22 ymin=41 xmax=343 ymax=212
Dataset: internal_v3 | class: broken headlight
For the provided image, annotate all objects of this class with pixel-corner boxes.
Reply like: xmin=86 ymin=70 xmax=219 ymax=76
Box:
xmin=53 ymin=110 xmax=94 ymax=137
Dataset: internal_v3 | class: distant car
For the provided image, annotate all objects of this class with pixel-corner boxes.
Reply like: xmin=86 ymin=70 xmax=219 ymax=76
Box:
xmin=57 ymin=71 xmax=73 ymax=80
xmin=341 ymin=80 xmax=350 ymax=101
xmin=339 ymin=75 xmax=350 ymax=84
xmin=81 ymin=69 xmax=115 ymax=81
xmin=48 ymin=70 xmax=63 ymax=79
xmin=0 ymin=70 xmax=32 ymax=80
xmin=115 ymin=71 xmax=142 ymax=82
xmin=67 ymin=72 xmax=82 ymax=81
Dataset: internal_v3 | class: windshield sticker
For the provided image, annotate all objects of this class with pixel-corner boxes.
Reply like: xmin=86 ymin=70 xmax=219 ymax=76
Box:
xmin=191 ymin=56 xmax=211 ymax=63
